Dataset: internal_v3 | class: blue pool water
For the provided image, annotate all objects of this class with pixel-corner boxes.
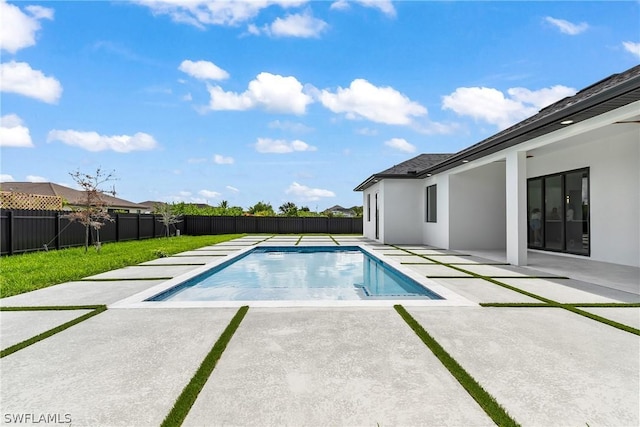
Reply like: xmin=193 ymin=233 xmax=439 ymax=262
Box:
xmin=147 ymin=246 xmax=442 ymax=302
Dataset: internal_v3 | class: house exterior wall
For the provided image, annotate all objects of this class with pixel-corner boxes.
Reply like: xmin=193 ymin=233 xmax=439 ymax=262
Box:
xmin=421 ymin=175 xmax=450 ymax=249
xmin=362 ymin=182 xmax=381 ymax=241
xmin=382 ymin=179 xmax=423 ymax=244
xmin=527 ymin=127 xmax=639 ymax=267
xmin=449 ymin=162 xmax=507 ymax=250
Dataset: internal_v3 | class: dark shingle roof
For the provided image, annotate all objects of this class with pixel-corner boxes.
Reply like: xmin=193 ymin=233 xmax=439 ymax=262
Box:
xmin=377 ymin=154 xmax=455 ymax=175
xmin=355 ymin=64 xmax=640 ymax=191
xmin=353 ymin=154 xmax=454 ymax=191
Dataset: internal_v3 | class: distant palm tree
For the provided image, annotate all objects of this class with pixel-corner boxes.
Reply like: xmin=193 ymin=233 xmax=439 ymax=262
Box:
xmin=218 ymin=200 xmax=229 ymax=209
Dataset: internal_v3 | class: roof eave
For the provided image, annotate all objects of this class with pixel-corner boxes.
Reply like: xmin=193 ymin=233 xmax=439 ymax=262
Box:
xmin=416 ymin=74 xmax=640 ymax=178
xmin=353 ymin=174 xmax=420 ymax=192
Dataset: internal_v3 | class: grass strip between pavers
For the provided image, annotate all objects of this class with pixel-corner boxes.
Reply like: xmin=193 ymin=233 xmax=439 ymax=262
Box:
xmin=0 ymin=305 xmax=107 ymax=358
xmin=393 ymin=245 xmax=640 ymax=336
xmin=295 ymin=235 xmax=303 ymax=245
xmin=161 ymin=305 xmax=249 ymax=427
xmin=394 ymin=305 xmax=520 ymax=427
xmin=482 ymin=302 xmax=640 ymax=308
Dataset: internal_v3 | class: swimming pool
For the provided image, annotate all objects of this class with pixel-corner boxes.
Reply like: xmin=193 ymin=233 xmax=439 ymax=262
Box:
xmin=146 ymin=246 xmax=442 ymax=302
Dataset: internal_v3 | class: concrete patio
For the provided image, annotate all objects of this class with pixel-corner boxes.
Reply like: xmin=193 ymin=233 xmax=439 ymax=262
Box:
xmin=1 ymin=235 xmax=638 ymax=426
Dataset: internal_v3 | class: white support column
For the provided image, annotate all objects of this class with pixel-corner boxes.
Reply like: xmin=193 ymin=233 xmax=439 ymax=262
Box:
xmin=506 ymin=151 xmax=527 ymax=266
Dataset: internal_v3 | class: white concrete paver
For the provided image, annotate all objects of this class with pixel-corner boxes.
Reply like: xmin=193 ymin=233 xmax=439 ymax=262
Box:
xmin=403 ymin=264 xmax=474 ymax=277
xmin=0 ymin=310 xmax=92 ymax=350
xmin=431 ymin=278 xmax=539 ymax=303
xmin=455 ymin=264 xmax=533 ymax=277
xmin=405 ymin=306 xmax=640 ymax=427
xmin=581 ymin=307 xmax=640 ymax=329
xmin=0 ymin=280 xmax=165 ymax=306
xmin=497 ymin=278 xmax=624 ymax=303
xmin=0 ymin=308 xmax=238 ymax=426
xmin=139 ymin=257 xmax=208 ymax=265
xmin=85 ymin=264 xmax=199 ymax=279
xmin=386 ymin=255 xmax=436 ymax=264
xmin=183 ymin=308 xmax=493 ymax=427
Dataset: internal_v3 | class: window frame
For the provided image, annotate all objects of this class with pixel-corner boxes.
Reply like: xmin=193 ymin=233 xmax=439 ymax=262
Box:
xmin=425 ymin=185 xmax=437 ymax=223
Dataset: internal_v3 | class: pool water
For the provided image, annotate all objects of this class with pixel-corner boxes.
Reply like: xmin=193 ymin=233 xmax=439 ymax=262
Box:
xmin=147 ymin=246 xmax=442 ymax=302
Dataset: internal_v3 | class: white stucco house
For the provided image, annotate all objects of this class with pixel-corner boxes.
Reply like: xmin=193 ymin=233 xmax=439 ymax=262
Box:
xmin=355 ymin=65 xmax=640 ymax=268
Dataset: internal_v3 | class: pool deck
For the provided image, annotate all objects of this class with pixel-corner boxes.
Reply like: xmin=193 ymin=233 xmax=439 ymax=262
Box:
xmin=1 ymin=235 xmax=639 ymax=426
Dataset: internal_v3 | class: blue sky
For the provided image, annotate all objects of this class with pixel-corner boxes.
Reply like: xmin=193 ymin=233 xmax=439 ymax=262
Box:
xmin=1 ymin=0 xmax=639 ymax=211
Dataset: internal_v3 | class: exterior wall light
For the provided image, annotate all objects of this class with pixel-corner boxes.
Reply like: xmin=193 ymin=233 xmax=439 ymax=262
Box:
xmin=560 ymin=120 xmax=574 ymax=125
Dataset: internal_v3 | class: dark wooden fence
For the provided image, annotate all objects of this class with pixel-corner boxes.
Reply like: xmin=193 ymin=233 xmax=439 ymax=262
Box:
xmin=0 ymin=209 xmax=363 ymax=255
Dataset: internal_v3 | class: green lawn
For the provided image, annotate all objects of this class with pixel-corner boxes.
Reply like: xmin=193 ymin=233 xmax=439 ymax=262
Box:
xmin=0 ymin=235 xmax=244 ymax=298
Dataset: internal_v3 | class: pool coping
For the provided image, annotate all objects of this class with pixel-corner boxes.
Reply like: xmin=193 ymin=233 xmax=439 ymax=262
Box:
xmin=109 ymin=244 xmax=478 ymax=309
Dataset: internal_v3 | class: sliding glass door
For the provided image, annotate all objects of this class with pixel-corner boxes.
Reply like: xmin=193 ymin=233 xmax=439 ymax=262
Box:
xmin=564 ymin=170 xmax=590 ymax=255
xmin=527 ymin=168 xmax=590 ymax=256
xmin=544 ymin=175 xmax=564 ymax=251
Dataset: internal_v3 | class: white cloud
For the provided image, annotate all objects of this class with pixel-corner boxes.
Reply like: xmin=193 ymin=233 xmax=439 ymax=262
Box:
xmin=384 ymin=138 xmax=416 ymax=153
xmin=0 ymin=1 xmax=53 ymax=53
xmin=182 ymin=93 xmax=193 ymax=101
xmin=47 ymin=130 xmax=159 ymax=152
xmin=0 ymin=174 xmax=15 ymax=182
xmin=214 ymin=154 xmax=234 ymax=164
xmin=330 ymin=0 xmax=396 ymax=17
xmin=0 ymin=114 xmax=33 ymax=147
xmin=226 ymin=185 xmax=239 ymax=192
xmin=622 ymin=41 xmax=640 ymax=58
xmin=544 ymin=16 xmax=588 ymax=35
xmin=268 ymin=120 xmax=313 ymax=133
xmin=198 ymin=189 xmax=221 ymax=199
xmin=26 ymin=175 xmax=47 ymax=182
xmin=320 ymin=79 xmax=427 ymax=125
xmin=179 ymin=59 xmax=229 ymax=80
xmin=0 ymin=61 xmax=62 ymax=104
xmin=267 ymin=11 xmax=328 ymax=38
xmin=285 ymin=182 xmax=335 ymax=201
xmin=507 ymin=86 xmax=576 ymax=110
xmin=255 ymin=138 xmax=317 ymax=153
xmin=356 ymin=127 xmax=378 ymax=136
xmin=187 ymin=157 xmax=207 ymax=163
xmin=133 ymin=0 xmax=305 ymax=28
xmin=207 ymin=72 xmax=313 ymax=114
xmin=442 ymin=85 xmax=576 ymax=129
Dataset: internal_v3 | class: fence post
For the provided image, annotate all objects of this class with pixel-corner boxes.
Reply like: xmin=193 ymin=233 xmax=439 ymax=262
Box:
xmin=152 ymin=214 xmax=156 ymax=238
xmin=55 ymin=211 xmax=61 ymax=250
xmin=137 ymin=214 xmax=141 ymax=240
xmin=115 ymin=214 xmax=120 ymax=242
xmin=7 ymin=210 xmax=14 ymax=255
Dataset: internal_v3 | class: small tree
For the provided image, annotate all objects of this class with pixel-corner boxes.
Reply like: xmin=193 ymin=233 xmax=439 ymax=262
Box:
xmin=153 ymin=203 xmax=182 ymax=237
xmin=248 ymin=201 xmax=275 ymax=216
xmin=279 ymin=201 xmax=298 ymax=216
xmin=64 ymin=168 xmax=116 ymax=253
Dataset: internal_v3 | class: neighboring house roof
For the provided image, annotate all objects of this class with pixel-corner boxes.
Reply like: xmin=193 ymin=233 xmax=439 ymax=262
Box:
xmin=0 ymin=182 xmax=147 ymax=210
xmin=139 ymin=200 xmax=163 ymax=210
xmin=325 ymin=205 xmax=356 ymax=215
xmin=355 ymin=64 xmax=640 ymax=191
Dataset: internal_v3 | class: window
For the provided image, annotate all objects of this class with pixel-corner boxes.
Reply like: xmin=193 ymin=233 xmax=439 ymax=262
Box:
xmin=527 ymin=168 xmax=589 ymax=256
xmin=367 ymin=193 xmax=371 ymax=222
xmin=426 ymin=185 xmax=437 ymax=222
